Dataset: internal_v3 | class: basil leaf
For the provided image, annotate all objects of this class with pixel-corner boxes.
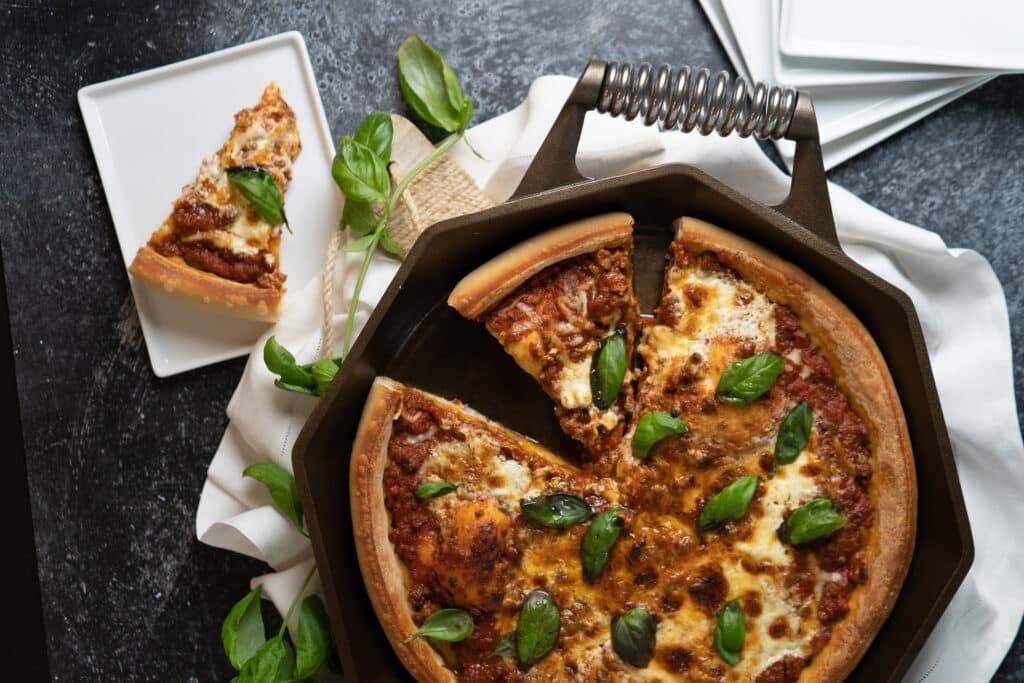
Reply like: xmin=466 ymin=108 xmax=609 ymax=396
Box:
xmin=714 ymin=600 xmax=745 ymax=666
xmin=774 ymin=402 xmax=812 ymax=467
xmin=632 ymin=411 xmax=688 ymax=459
xmin=237 ymin=636 xmax=294 ymax=682
xmin=243 ymin=462 xmax=304 ymax=532
xmin=274 ymin=379 xmax=318 ymax=396
xmin=354 ymin=112 xmax=394 ymax=164
xmin=778 ymin=498 xmax=845 ymax=545
xmin=581 ymin=507 xmax=624 ymax=582
xmin=716 ymin=352 xmax=784 ymax=404
xmin=397 ymin=35 xmax=469 ymax=132
xmin=341 ymin=198 xmax=379 ymax=237
xmin=343 ymin=234 xmax=377 ymax=253
xmin=415 ymin=480 xmax=457 ymax=500
xmin=294 ymin=595 xmax=332 ymax=679
xmin=414 ymin=608 xmax=474 ymax=642
xmin=611 ymin=607 xmax=657 ymax=668
xmin=310 ymin=358 xmax=339 ymax=395
xmin=520 ymin=493 xmax=592 ymax=527
xmin=226 ymin=166 xmax=289 ymax=231
xmin=379 ymin=230 xmax=407 ymax=258
xmin=264 ymin=336 xmax=314 ymax=388
xmin=222 ymin=586 xmax=265 ymax=671
xmin=591 ymin=329 xmax=627 ymax=409
xmin=516 ymin=590 xmax=560 ymax=667
xmin=332 ymin=136 xmax=390 ymax=204
xmin=698 ymin=476 xmax=759 ymax=533
xmin=492 ymin=632 xmax=516 ymax=658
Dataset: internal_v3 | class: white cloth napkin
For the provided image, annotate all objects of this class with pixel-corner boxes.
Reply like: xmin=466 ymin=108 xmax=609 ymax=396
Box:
xmin=196 ymin=75 xmax=1024 ymax=682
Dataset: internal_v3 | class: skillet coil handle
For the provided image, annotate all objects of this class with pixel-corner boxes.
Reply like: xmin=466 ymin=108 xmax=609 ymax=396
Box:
xmin=511 ymin=60 xmax=837 ymax=246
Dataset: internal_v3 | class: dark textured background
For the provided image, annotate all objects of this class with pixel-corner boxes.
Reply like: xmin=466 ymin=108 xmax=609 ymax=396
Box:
xmin=2 ymin=0 xmax=1021 ymax=680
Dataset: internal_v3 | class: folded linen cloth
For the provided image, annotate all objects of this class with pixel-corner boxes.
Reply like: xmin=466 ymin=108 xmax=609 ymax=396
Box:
xmin=196 ymin=75 xmax=1024 ymax=682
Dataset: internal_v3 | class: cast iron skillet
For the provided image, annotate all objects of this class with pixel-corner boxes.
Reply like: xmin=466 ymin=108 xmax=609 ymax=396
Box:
xmin=294 ymin=61 xmax=972 ymax=682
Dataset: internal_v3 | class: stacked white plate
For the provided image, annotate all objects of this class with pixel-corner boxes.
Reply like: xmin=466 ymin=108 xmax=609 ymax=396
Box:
xmin=699 ymin=0 xmax=1019 ymax=169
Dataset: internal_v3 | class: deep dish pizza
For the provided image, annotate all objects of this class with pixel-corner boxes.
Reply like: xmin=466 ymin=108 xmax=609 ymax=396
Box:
xmin=129 ymin=82 xmax=300 ymax=321
xmin=351 ymin=214 xmax=915 ymax=682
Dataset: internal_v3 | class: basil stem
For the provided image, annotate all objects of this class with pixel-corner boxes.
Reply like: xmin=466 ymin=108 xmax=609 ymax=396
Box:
xmin=714 ymin=600 xmax=745 ymax=666
xmin=591 ymin=329 xmax=627 ymax=409
xmin=698 ymin=476 xmax=759 ymax=533
xmin=632 ymin=411 xmax=688 ymax=459
xmin=414 ymin=608 xmax=474 ymax=642
xmin=516 ymin=591 xmax=560 ymax=667
xmin=716 ymin=352 xmax=784 ymax=404
xmin=581 ymin=507 xmax=624 ymax=582
xmin=415 ymin=480 xmax=457 ymax=500
xmin=226 ymin=166 xmax=289 ymax=231
xmin=491 ymin=632 xmax=516 ymax=658
xmin=611 ymin=607 xmax=657 ymax=668
xmin=778 ymin=498 xmax=845 ymax=545
xmin=775 ymin=402 xmax=813 ymax=467
xmin=520 ymin=493 xmax=592 ymax=527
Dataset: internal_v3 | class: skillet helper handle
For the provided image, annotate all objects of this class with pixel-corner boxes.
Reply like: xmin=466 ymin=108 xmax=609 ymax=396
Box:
xmin=511 ymin=60 xmax=838 ymax=247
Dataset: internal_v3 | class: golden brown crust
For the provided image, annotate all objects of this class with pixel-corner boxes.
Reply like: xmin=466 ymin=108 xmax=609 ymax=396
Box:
xmin=447 ymin=212 xmax=634 ymax=319
xmin=128 ymin=241 xmax=282 ymax=322
xmin=674 ymin=217 xmax=917 ymax=682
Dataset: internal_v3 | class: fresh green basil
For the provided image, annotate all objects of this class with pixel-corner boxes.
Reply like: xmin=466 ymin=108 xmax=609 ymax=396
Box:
xmin=414 ymin=608 xmax=474 ymax=642
xmin=273 ymin=379 xmax=317 ymax=396
xmin=492 ymin=632 xmax=516 ymax=658
xmin=581 ymin=507 xmax=625 ymax=582
xmin=775 ymin=402 xmax=812 ymax=466
xmin=343 ymin=234 xmax=377 ymax=253
xmin=222 ymin=586 xmax=266 ymax=670
xmin=226 ymin=166 xmax=289 ymax=231
xmin=778 ymin=498 xmax=845 ymax=545
xmin=520 ymin=493 xmax=592 ymax=527
xmin=310 ymin=358 xmax=339 ymax=395
xmin=611 ymin=607 xmax=657 ymax=668
xmin=698 ymin=476 xmax=759 ymax=533
xmin=264 ymin=336 xmax=313 ymax=388
xmin=415 ymin=480 xmax=457 ymax=500
xmin=332 ymin=136 xmax=391 ymax=205
xmin=516 ymin=590 xmax=560 ymax=667
xmin=713 ymin=600 xmax=745 ymax=666
xmin=342 ymin=197 xmax=379 ymax=237
xmin=379 ymin=230 xmax=406 ymax=258
xmin=716 ymin=352 xmax=784 ymax=404
xmin=397 ymin=35 xmax=473 ymax=133
xmin=632 ymin=411 xmax=688 ymax=459
xmin=237 ymin=636 xmax=295 ymax=682
xmin=293 ymin=595 xmax=332 ymax=679
xmin=591 ymin=329 xmax=627 ymax=409
xmin=354 ymin=112 xmax=394 ymax=164
xmin=243 ymin=462 xmax=304 ymax=533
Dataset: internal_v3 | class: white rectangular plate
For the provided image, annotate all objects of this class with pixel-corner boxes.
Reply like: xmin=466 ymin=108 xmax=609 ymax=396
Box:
xmin=780 ymin=0 xmax=1024 ymax=71
xmin=79 ymin=32 xmax=340 ymax=377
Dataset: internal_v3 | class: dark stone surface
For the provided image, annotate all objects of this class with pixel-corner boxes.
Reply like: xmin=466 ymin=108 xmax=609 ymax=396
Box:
xmin=1 ymin=0 xmax=1020 ymax=680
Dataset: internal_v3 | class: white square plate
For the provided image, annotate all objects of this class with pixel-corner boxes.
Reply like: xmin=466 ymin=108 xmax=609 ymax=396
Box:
xmin=79 ymin=32 xmax=341 ymax=377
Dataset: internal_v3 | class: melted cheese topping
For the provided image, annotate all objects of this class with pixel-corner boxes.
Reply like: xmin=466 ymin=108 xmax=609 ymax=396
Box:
xmin=736 ymin=463 xmax=820 ymax=565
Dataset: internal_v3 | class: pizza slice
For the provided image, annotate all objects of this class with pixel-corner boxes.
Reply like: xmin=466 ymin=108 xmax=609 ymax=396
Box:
xmin=128 ymin=82 xmax=301 ymax=321
xmin=447 ymin=213 xmax=638 ymax=471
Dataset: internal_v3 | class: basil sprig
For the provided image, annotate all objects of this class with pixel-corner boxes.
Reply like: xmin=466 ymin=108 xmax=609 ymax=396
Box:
xmin=263 ymin=336 xmax=342 ymax=397
xmin=491 ymin=632 xmax=517 ymax=658
xmin=698 ymin=476 xmax=759 ymax=533
xmin=716 ymin=352 xmax=784 ymax=404
xmin=581 ymin=507 xmax=625 ymax=582
xmin=778 ymin=498 xmax=845 ymax=545
xmin=520 ymin=493 xmax=592 ymax=527
xmin=775 ymin=402 xmax=813 ymax=467
xmin=713 ymin=600 xmax=745 ymax=666
xmin=413 ymin=608 xmax=474 ymax=642
xmin=516 ymin=591 xmax=560 ymax=667
xmin=226 ymin=166 xmax=290 ymax=232
xmin=222 ymin=585 xmax=266 ymax=670
xmin=632 ymin=411 xmax=688 ymax=459
xmin=611 ymin=607 xmax=657 ymax=668
xmin=243 ymin=462 xmax=304 ymax=534
xmin=415 ymin=480 xmax=457 ymax=500
xmin=591 ymin=329 xmax=627 ymax=409
xmin=398 ymin=35 xmax=474 ymax=132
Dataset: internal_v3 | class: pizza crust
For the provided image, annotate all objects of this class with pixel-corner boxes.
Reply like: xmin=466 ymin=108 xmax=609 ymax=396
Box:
xmin=447 ymin=212 xmax=634 ymax=319
xmin=674 ymin=217 xmax=917 ymax=682
xmin=128 ymin=239 xmax=282 ymax=322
